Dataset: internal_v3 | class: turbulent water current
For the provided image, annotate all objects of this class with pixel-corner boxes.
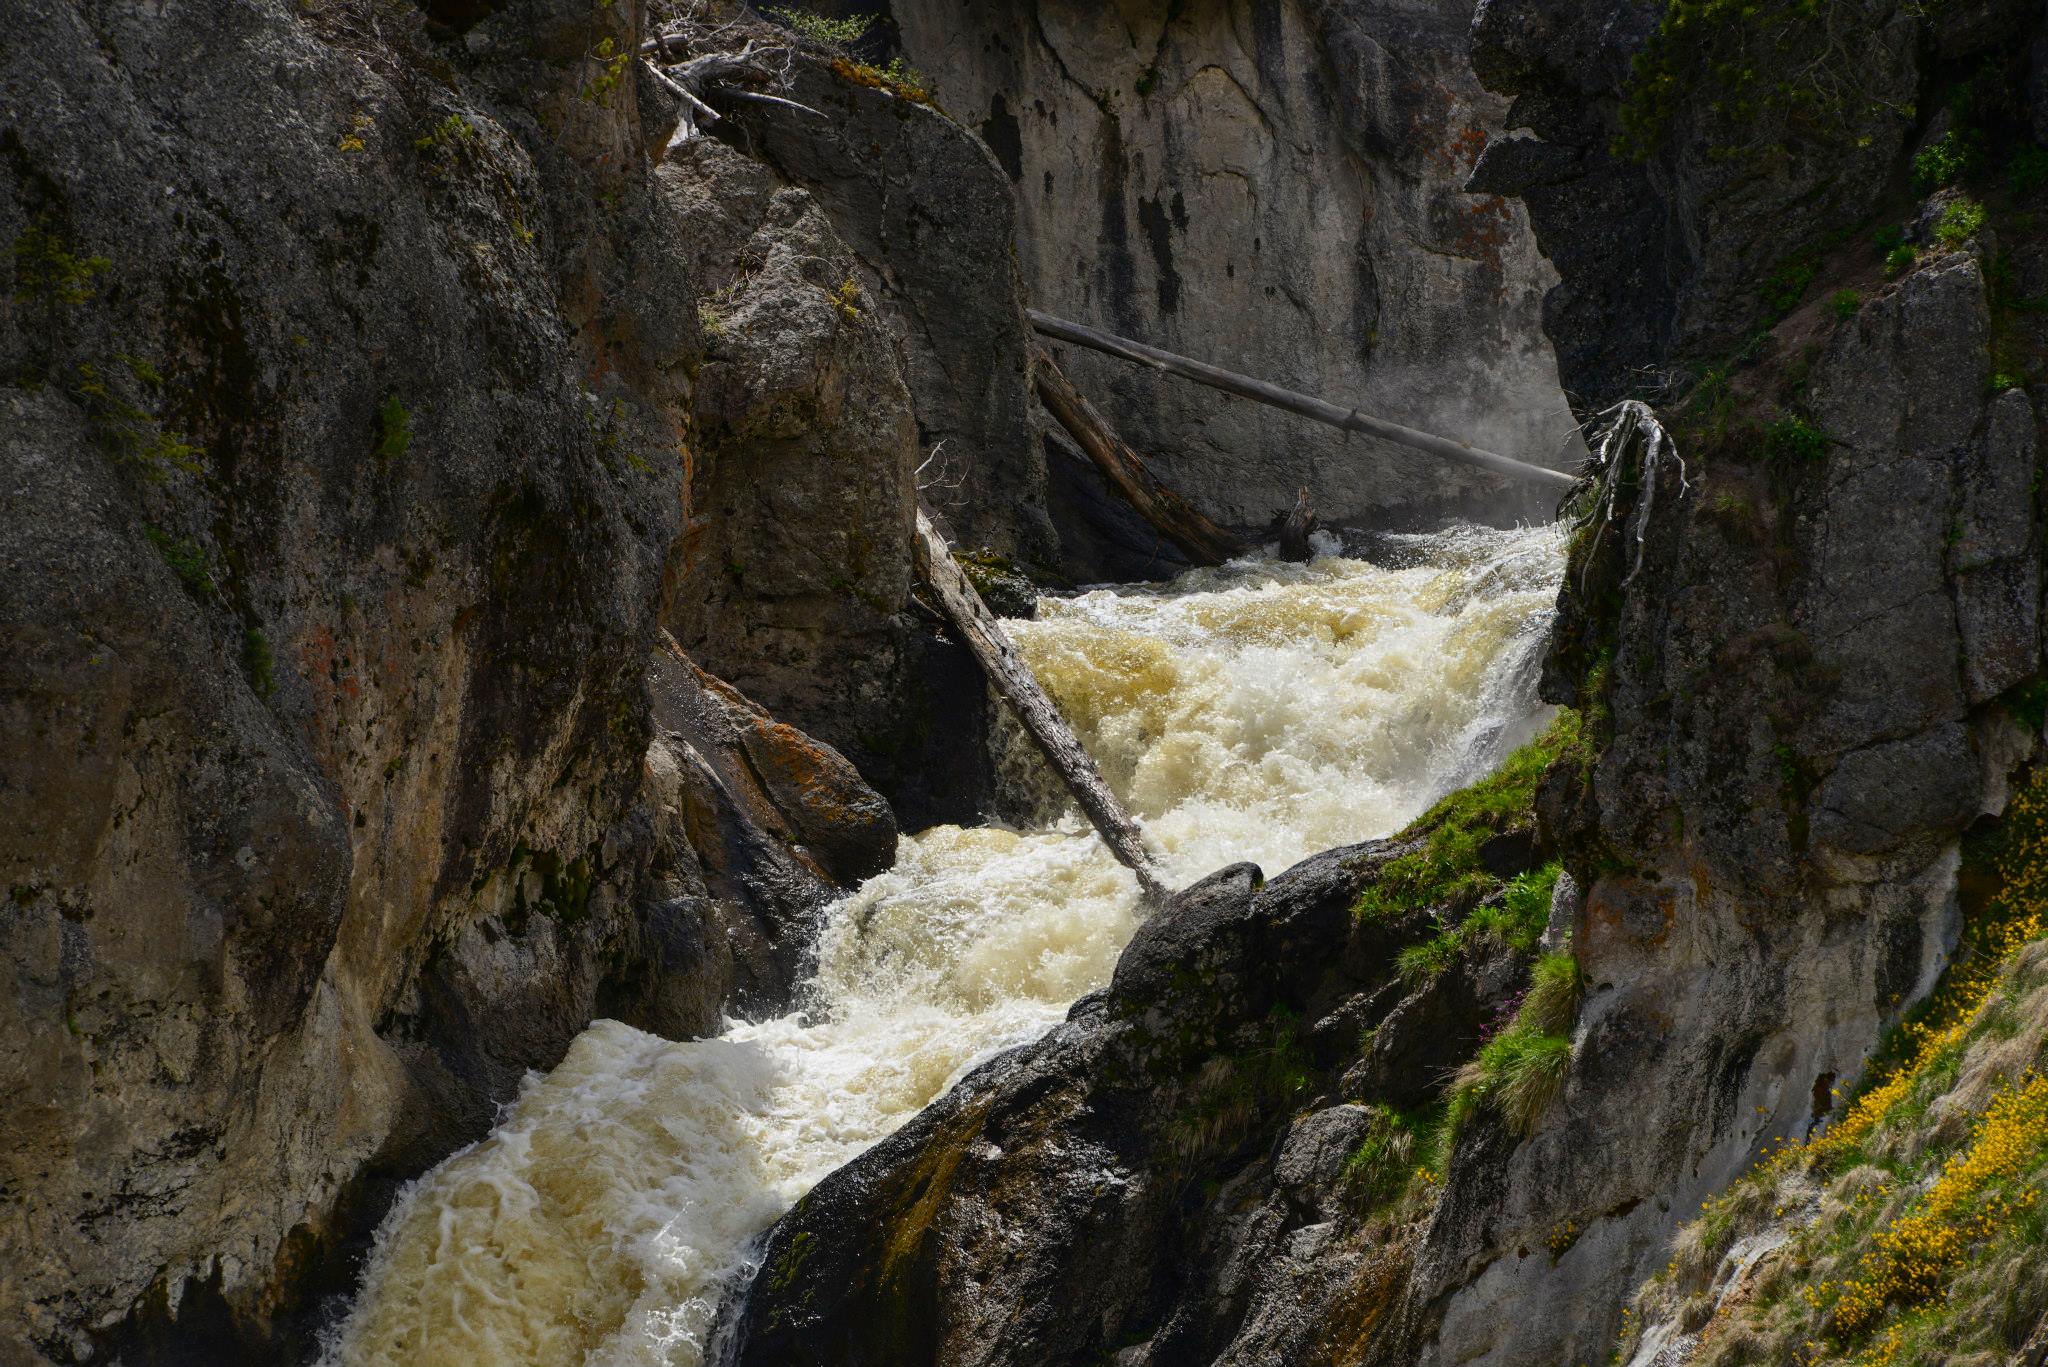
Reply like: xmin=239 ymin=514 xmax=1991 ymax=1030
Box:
xmin=326 ymin=523 xmax=1564 ymax=1367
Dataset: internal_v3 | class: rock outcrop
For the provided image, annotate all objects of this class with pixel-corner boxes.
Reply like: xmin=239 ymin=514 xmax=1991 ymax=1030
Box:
xmin=892 ymin=0 xmax=1583 ymax=546
xmin=1393 ymin=254 xmax=2042 ymax=1367
xmin=722 ymin=252 xmax=2046 ymax=1367
xmin=725 ymin=58 xmax=1059 ymax=567
xmin=721 ymin=849 xmax=1537 ymax=1367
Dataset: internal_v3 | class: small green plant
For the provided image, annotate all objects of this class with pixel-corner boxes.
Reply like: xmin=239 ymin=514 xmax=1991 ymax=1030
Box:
xmin=338 ymin=110 xmax=374 ymax=153
xmin=74 ymin=361 xmax=204 ymax=479
xmin=1501 ymin=864 xmax=1562 ymax=939
xmin=1396 ymin=934 xmax=1462 ymax=985
xmin=1991 ymin=371 xmax=2026 ymax=393
xmin=1341 ymin=1104 xmax=1441 ymax=1207
xmin=1521 ymin=952 xmax=1583 ymax=1036
xmin=830 ymin=276 xmax=862 ymax=321
xmin=1913 ymin=130 xmax=1979 ymax=194
xmin=243 ymin=628 xmax=277 ymax=699
xmin=1873 ymin=224 xmax=1905 ymax=253
xmin=1354 ymin=712 xmax=1586 ymax=923
xmin=1883 ymin=243 xmax=1917 ymax=276
xmin=375 ymin=394 xmax=411 ymax=467
xmin=1759 ymin=257 xmax=1817 ymax=319
xmin=1936 ymin=198 xmax=1988 ymax=249
xmin=1829 ymin=288 xmax=1861 ymax=321
xmin=415 ymin=112 xmax=476 ymax=153
xmin=1763 ymin=414 xmax=1828 ymax=463
xmin=580 ymin=38 xmax=629 ymax=106
xmin=2010 ymin=145 xmax=2048 ymax=198
xmin=830 ymin=54 xmax=934 ymax=104
xmin=116 ymin=353 xmax=162 ymax=387
xmin=769 ymin=7 xmax=876 ymax=44
xmin=1999 ymin=677 xmax=2048 ymax=733
xmin=13 ymin=224 xmax=110 ymax=307
xmin=143 ymin=527 xmax=215 ymax=593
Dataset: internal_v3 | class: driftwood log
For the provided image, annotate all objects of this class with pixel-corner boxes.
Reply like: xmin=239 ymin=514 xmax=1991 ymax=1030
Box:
xmin=1029 ymin=309 xmax=1577 ymax=491
xmin=913 ymin=506 xmax=1170 ymax=905
xmin=1032 ymin=349 xmax=1246 ymax=568
xmin=1277 ymin=488 xmax=1319 ymax=562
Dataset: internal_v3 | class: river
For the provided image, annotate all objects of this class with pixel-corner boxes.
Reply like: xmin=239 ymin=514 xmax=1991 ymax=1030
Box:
xmin=324 ymin=522 xmax=1563 ymax=1367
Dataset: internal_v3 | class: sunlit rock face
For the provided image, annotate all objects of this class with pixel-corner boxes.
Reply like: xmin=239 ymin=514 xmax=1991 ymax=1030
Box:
xmin=892 ymin=0 xmax=1584 ymax=545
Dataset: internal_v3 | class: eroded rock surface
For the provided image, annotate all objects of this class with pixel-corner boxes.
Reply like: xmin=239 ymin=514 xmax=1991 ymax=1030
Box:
xmin=892 ymin=0 xmax=1583 ymax=549
xmin=0 ymin=1 xmax=964 ymax=1357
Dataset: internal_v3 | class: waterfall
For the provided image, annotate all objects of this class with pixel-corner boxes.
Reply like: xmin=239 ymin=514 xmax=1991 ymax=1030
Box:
xmin=323 ymin=523 xmax=1563 ymax=1367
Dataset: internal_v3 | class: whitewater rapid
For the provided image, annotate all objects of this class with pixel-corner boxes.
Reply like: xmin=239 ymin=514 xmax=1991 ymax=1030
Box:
xmin=325 ymin=523 xmax=1563 ymax=1367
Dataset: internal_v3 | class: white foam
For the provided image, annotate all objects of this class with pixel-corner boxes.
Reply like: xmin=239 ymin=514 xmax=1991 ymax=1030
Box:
xmin=325 ymin=524 xmax=1563 ymax=1367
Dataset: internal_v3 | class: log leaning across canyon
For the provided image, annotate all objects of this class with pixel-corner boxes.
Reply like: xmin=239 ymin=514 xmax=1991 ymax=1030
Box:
xmin=1028 ymin=309 xmax=1579 ymax=491
xmin=913 ymin=506 xmax=1171 ymax=905
xmin=1031 ymin=348 xmax=1248 ymax=567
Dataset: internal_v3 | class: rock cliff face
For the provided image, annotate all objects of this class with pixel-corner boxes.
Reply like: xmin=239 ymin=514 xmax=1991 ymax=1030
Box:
xmin=0 ymin=0 xmax=1010 ymax=1358
xmin=890 ymin=0 xmax=1583 ymax=544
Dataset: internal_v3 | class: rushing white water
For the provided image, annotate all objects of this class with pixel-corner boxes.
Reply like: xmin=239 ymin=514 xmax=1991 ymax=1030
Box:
xmin=325 ymin=523 xmax=1562 ymax=1367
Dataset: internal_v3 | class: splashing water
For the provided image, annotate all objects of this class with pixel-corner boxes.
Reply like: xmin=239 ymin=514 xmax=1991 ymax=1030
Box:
xmin=324 ymin=523 xmax=1562 ymax=1367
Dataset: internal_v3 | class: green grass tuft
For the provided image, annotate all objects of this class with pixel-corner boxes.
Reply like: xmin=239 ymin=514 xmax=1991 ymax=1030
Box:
xmin=1521 ymin=952 xmax=1583 ymax=1037
xmin=1353 ymin=713 xmax=1583 ymax=923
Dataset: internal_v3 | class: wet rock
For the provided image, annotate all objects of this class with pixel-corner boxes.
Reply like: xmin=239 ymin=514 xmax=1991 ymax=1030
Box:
xmin=722 ymin=841 xmax=1524 ymax=1367
xmin=1274 ymin=1105 xmax=1380 ymax=1212
xmin=1107 ymin=862 xmax=1265 ymax=1011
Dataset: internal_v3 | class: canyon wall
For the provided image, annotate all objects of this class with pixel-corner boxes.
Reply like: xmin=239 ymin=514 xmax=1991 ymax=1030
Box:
xmin=0 ymin=1 xmax=1020 ymax=1357
xmin=891 ymin=0 xmax=1583 ymax=544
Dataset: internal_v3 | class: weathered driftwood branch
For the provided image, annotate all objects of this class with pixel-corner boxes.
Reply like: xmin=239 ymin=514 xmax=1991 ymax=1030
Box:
xmin=913 ymin=506 xmax=1170 ymax=905
xmin=641 ymin=30 xmax=814 ymax=149
xmin=1029 ymin=309 xmax=1578 ymax=491
xmin=1032 ymin=349 xmax=1247 ymax=568
xmin=1277 ymin=488 xmax=1318 ymax=563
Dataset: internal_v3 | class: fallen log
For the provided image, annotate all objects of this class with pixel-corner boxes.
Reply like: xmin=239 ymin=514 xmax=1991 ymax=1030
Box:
xmin=1032 ymin=348 xmax=1246 ymax=568
xmin=1029 ymin=309 xmax=1578 ymax=491
xmin=913 ymin=506 xmax=1170 ymax=905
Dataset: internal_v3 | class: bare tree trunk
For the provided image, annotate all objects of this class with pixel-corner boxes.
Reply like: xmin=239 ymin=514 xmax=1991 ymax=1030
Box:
xmin=1033 ymin=349 xmax=1247 ymax=568
xmin=913 ymin=506 xmax=1170 ymax=905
